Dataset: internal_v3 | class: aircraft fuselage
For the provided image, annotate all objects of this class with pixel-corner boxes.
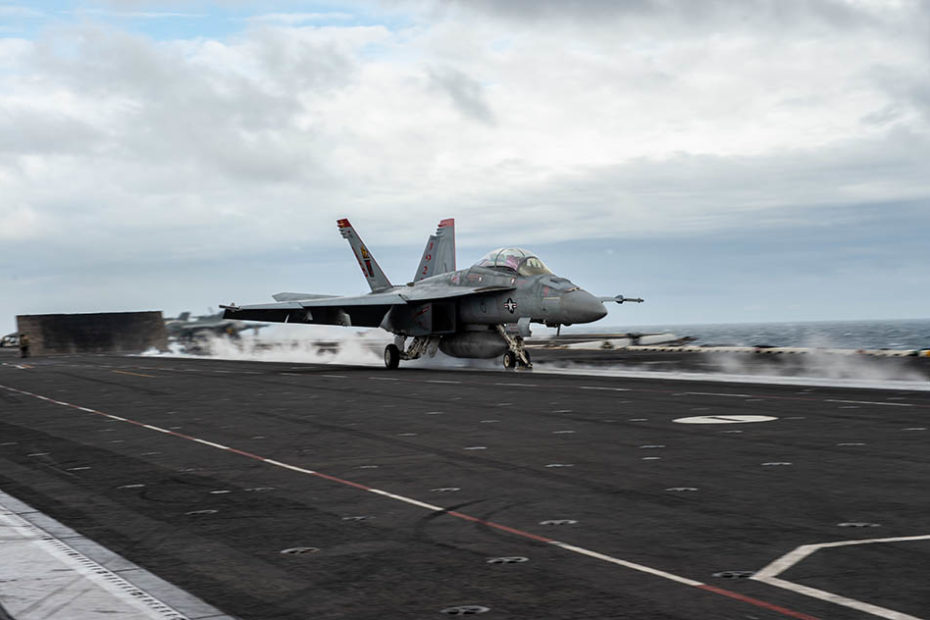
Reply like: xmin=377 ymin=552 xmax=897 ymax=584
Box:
xmin=377 ymin=266 xmax=606 ymax=357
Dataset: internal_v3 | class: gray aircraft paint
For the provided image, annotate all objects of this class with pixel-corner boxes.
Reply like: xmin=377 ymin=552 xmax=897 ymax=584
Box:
xmin=223 ymin=218 xmax=641 ymax=367
xmin=414 ymin=218 xmax=456 ymax=282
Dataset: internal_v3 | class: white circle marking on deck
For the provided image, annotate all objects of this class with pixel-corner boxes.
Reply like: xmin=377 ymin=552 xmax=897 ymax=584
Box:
xmin=673 ymin=415 xmax=778 ymax=425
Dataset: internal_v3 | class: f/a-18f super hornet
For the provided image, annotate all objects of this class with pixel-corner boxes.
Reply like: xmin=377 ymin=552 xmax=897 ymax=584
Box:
xmin=222 ymin=219 xmax=642 ymax=369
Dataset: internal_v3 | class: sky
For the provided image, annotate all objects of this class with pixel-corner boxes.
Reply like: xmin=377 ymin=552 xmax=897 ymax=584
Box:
xmin=2 ymin=0 xmax=929 ymax=334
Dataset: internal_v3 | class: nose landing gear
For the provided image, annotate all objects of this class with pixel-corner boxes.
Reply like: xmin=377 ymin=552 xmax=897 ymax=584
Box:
xmin=496 ymin=325 xmax=532 ymax=370
xmin=502 ymin=349 xmax=531 ymax=370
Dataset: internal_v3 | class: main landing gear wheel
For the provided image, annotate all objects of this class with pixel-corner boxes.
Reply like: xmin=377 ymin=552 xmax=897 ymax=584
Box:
xmin=502 ymin=350 xmax=532 ymax=370
xmin=384 ymin=344 xmax=400 ymax=369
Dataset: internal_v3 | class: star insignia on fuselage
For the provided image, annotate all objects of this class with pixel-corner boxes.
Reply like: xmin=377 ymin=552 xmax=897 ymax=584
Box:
xmin=504 ymin=297 xmax=517 ymax=313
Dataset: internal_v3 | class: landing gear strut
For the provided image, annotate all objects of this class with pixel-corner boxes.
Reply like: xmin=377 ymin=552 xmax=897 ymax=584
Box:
xmin=496 ymin=325 xmax=532 ymax=370
xmin=383 ymin=335 xmax=439 ymax=369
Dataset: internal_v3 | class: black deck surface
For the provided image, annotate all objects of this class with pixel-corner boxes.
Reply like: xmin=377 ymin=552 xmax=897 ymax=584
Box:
xmin=2 ymin=348 xmax=929 ymax=619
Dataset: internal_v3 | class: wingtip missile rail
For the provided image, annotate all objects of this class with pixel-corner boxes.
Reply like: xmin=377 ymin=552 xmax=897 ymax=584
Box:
xmin=599 ymin=295 xmax=645 ymax=304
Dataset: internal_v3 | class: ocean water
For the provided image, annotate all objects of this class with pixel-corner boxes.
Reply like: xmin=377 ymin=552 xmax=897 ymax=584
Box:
xmin=590 ymin=319 xmax=930 ymax=350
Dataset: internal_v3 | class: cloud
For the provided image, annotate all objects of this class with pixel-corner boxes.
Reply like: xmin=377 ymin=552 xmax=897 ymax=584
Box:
xmin=0 ymin=106 xmax=105 ymax=155
xmin=64 ymin=9 xmax=207 ymax=19
xmin=438 ymin=0 xmax=902 ymax=31
xmin=0 ymin=204 xmax=47 ymax=240
xmin=0 ymin=5 xmax=45 ymax=18
xmin=428 ymin=65 xmax=495 ymax=124
xmin=0 ymin=1 xmax=928 ymax=325
xmin=244 ymin=12 xmax=356 ymax=25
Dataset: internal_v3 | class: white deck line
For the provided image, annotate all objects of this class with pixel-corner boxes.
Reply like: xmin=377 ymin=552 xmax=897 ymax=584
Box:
xmin=534 ymin=366 xmax=930 ymax=391
xmin=0 ymin=491 xmax=232 ymax=620
xmin=753 ymin=534 xmax=930 ymax=620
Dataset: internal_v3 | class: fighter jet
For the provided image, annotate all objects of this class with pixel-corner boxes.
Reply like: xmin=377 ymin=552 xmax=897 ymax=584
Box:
xmin=165 ymin=311 xmax=264 ymax=340
xmin=222 ymin=218 xmax=642 ymax=369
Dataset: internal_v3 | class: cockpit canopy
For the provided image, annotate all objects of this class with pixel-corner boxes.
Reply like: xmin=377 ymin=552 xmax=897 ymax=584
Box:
xmin=474 ymin=248 xmax=552 ymax=276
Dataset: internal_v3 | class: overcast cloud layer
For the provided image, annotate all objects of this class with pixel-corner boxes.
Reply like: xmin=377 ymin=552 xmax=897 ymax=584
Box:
xmin=1 ymin=0 xmax=929 ymax=331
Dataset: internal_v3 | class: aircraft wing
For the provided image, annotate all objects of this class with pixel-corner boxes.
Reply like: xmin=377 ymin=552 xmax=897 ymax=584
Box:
xmin=402 ymin=284 xmax=513 ymax=302
xmin=223 ymin=292 xmax=406 ymax=328
xmin=224 ymin=286 xmax=513 ymax=328
xmin=290 ymin=293 xmax=407 ymax=306
xmin=267 ymin=285 xmax=511 ymax=306
xmin=272 ymin=292 xmax=340 ymax=302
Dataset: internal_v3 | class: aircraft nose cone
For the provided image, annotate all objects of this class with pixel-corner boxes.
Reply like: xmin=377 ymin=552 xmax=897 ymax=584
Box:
xmin=562 ymin=290 xmax=607 ymax=324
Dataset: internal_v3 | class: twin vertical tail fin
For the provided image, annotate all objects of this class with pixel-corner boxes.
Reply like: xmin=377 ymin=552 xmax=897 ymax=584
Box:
xmin=337 ymin=218 xmax=393 ymax=292
xmin=336 ymin=217 xmax=455 ymax=290
xmin=413 ymin=218 xmax=456 ymax=282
